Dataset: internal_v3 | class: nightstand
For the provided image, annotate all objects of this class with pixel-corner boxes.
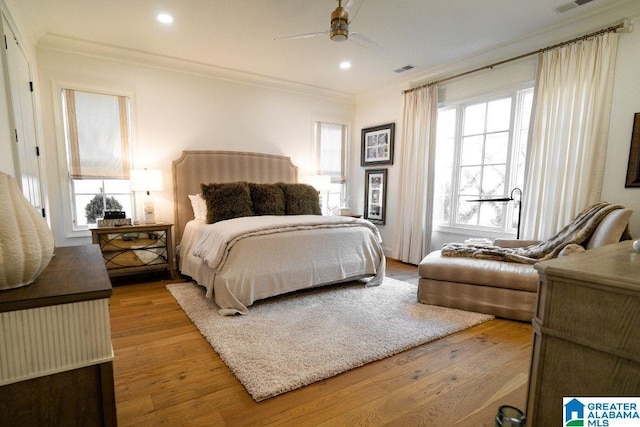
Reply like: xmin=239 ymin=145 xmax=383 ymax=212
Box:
xmin=90 ymin=223 xmax=175 ymax=277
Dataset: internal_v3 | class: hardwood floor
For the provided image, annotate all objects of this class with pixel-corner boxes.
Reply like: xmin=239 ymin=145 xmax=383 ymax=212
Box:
xmin=109 ymin=259 xmax=533 ymax=426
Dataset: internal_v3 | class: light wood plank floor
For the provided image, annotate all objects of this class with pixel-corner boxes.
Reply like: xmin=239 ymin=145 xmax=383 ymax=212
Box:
xmin=109 ymin=259 xmax=533 ymax=426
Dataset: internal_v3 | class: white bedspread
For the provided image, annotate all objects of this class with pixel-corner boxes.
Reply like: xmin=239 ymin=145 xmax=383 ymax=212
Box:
xmin=178 ymin=215 xmax=385 ymax=315
xmin=193 ymin=215 xmax=381 ymax=269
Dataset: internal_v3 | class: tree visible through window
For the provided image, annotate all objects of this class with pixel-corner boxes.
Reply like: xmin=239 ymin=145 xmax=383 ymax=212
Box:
xmin=85 ymin=194 xmax=123 ymax=224
xmin=433 ymin=88 xmax=533 ymax=234
xmin=61 ymin=89 xmax=133 ymax=227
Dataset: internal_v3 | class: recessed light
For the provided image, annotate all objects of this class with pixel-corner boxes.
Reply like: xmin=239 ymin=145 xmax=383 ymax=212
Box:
xmin=157 ymin=13 xmax=174 ymax=24
xmin=340 ymin=61 xmax=351 ymax=70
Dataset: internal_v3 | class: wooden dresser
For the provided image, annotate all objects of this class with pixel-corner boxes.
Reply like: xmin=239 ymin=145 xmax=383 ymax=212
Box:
xmin=527 ymin=241 xmax=640 ymax=425
xmin=0 ymin=245 xmax=116 ymax=426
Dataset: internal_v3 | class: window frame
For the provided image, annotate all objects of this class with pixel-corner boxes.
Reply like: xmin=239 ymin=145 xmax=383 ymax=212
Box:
xmin=69 ymin=178 xmax=133 ymax=229
xmin=312 ymin=119 xmax=349 ymax=215
xmin=434 ymin=85 xmax=533 ymax=237
xmin=52 ymin=81 xmax=136 ymax=238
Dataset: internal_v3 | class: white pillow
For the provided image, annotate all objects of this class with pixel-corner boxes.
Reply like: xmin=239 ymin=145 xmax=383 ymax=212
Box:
xmin=188 ymin=194 xmax=207 ymax=221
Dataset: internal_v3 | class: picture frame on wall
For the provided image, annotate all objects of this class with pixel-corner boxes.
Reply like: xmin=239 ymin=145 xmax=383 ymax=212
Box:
xmin=364 ymin=169 xmax=387 ymax=225
xmin=361 ymin=123 xmax=395 ymax=166
xmin=625 ymin=112 xmax=640 ymax=187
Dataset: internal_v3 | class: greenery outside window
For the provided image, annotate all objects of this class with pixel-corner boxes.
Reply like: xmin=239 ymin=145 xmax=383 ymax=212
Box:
xmin=433 ymin=87 xmax=533 ymax=235
xmin=61 ymin=88 xmax=133 ymax=229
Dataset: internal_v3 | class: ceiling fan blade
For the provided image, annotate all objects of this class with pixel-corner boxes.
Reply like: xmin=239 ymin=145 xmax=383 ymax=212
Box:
xmin=274 ymin=31 xmax=328 ymax=41
xmin=350 ymin=31 xmax=381 ymax=50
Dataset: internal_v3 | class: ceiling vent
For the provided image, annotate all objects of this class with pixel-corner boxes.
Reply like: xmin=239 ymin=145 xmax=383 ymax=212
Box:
xmin=394 ymin=65 xmax=415 ymax=74
xmin=556 ymin=0 xmax=595 ymax=13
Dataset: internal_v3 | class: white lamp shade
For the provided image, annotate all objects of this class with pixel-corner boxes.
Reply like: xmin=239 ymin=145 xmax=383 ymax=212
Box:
xmin=130 ymin=169 xmax=163 ymax=193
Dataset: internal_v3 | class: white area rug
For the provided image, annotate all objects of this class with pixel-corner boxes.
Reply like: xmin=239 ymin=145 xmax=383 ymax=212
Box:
xmin=167 ymin=277 xmax=493 ymax=402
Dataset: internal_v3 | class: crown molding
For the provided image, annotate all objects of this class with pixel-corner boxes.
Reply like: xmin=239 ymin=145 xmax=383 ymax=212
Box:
xmin=37 ymin=33 xmax=355 ymax=105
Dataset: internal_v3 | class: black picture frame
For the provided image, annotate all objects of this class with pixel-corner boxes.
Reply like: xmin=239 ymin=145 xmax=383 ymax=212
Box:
xmin=625 ymin=112 xmax=640 ymax=187
xmin=364 ymin=169 xmax=387 ymax=225
xmin=361 ymin=123 xmax=395 ymax=166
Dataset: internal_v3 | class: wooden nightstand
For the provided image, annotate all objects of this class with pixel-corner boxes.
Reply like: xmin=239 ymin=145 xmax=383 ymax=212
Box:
xmin=90 ymin=223 xmax=175 ymax=277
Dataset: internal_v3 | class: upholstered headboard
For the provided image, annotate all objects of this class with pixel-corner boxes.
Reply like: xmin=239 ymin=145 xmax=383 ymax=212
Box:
xmin=172 ymin=150 xmax=298 ymax=244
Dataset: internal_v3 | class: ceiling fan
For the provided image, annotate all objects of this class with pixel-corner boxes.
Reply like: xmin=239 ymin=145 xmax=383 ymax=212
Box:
xmin=276 ymin=0 xmax=377 ymax=46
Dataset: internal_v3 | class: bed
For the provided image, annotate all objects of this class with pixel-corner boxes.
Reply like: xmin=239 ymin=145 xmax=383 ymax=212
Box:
xmin=173 ymin=150 xmax=386 ymax=315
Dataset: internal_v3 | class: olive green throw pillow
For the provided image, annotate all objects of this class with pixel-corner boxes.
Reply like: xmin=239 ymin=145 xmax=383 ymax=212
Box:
xmin=279 ymin=183 xmax=322 ymax=215
xmin=201 ymin=182 xmax=254 ymax=223
xmin=248 ymin=183 xmax=286 ymax=216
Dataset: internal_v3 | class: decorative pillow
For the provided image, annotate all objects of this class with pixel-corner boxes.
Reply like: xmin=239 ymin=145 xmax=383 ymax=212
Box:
xmin=248 ymin=183 xmax=286 ymax=216
xmin=558 ymin=244 xmax=586 ymax=257
xmin=278 ymin=183 xmax=322 ymax=215
xmin=188 ymin=193 xmax=207 ymax=221
xmin=201 ymin=182 xmax=254 ymax=223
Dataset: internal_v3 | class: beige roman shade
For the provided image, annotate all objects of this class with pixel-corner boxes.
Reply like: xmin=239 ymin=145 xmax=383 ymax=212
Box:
xmin=63 ymin=88 xmax=130 ymax=180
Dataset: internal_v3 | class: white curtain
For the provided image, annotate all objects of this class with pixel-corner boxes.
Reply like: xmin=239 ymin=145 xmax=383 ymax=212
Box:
xmin=522 ymin=32 xmax=619 ymax=240
xmin=393 ymin=85 xmax=438 ymax=264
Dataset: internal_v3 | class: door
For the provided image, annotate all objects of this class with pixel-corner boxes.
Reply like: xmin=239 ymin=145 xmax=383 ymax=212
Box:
xmin=3 ymin=15 xmax=44 ymax=214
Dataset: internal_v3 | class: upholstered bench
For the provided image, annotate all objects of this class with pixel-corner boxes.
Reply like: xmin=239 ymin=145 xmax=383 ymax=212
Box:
xmin=418 ymin=207 xmax=633 ymax=322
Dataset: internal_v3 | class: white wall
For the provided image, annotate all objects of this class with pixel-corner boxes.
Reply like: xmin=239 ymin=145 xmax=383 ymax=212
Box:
xmin=353 ymin=84 xmax=404 ymax=256
xmin=354 ymin=58 xmax=538 ymax=256
xmin=602 ymin=15 xmax=640 ymax=236
xmin=36 ymin=42 xmax=355 ymax=246
xmin=7 ymin=0 xmax=640 ymax=252
xmin=356 ymin=6 xmax=640 ymax=259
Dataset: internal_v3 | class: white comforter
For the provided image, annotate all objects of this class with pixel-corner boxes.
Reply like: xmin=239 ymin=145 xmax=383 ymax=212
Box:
xmin=178 ymin=215 xmax=385 ymax=315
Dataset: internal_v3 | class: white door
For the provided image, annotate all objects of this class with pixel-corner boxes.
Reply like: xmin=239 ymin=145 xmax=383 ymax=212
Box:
xmin=3 ymin=16 xmax=44 ymax=214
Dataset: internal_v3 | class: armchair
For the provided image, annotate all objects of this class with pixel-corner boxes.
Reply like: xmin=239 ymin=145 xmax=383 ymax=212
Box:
xmin=418 ymin=207 xmax=632 ymax=321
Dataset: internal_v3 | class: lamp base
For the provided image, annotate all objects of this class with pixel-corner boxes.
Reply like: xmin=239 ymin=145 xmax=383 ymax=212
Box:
xmin=144 ymin=214 xmax=156 ymax=224
xmin=143 ymin=198 xmax=156 ymax=224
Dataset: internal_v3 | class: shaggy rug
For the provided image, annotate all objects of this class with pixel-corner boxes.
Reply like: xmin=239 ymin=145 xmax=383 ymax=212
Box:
xmin=166 ymin=277 xmax=493 ymax=402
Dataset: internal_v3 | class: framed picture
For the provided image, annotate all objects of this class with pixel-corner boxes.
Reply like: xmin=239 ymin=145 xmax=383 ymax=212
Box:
xmin=625 ymin=112 xmax=640 ymax=187
xmin=361 ymin=123 xmax=395 ymax=166
xmin=364 ymin=169 xmax=387 ymax=225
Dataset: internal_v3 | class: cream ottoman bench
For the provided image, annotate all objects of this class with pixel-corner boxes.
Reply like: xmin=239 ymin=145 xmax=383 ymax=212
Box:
xmin=417 ymin=207 xmax=633 ymax=322
xmin=417 ymin=245 xmax=539 ymax=322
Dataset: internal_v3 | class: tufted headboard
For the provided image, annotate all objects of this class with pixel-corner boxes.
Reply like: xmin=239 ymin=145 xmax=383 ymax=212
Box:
xmin=172 ymin=150 xmax=298 ymax=244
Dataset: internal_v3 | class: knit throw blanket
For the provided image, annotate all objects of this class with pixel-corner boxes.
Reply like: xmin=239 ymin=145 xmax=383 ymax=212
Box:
xmin=441 ymin=202 xmax=624 ymax=264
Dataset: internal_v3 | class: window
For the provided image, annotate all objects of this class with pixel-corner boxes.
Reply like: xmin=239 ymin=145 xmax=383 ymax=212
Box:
xmin=61 ymin=89 xmax=133 ymax=229
xmin=313 ymin=121 xmax=348 ymax=214
xmin=433 ymin=87 xmax=533 ymax=235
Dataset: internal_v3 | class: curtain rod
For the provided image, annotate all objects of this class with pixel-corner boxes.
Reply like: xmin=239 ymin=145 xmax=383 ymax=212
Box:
xmin=403 ymin=21 xmax=626 ymax=94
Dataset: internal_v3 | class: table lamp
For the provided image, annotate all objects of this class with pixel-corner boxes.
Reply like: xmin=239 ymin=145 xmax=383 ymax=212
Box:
xmin=130 ymin=169 xmax=163 ymax=224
